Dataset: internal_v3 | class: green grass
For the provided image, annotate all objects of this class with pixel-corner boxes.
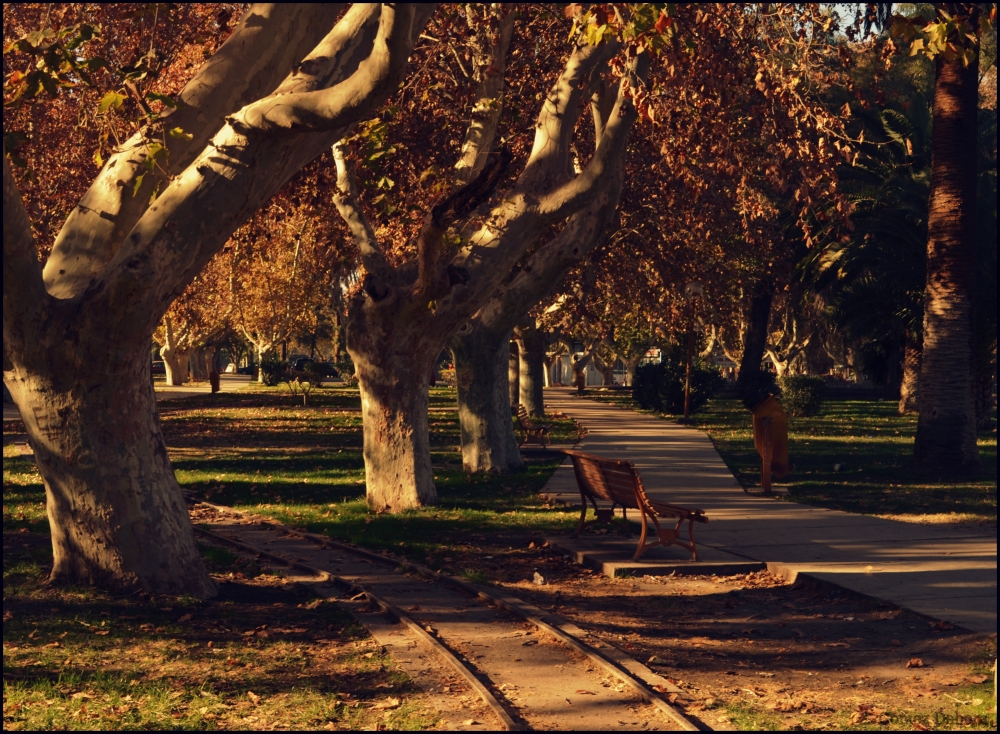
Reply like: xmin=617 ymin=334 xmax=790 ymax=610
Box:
xmin=2 ymin=543 xmax=437 ymax=731
xmin=693 ymin=398 xmax=996 ymax=521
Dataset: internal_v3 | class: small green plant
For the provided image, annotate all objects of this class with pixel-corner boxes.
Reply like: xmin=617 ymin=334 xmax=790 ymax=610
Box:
xmin=259 ymin=354 xmax=287 ymax=386
xmin=777 ymin=375 xmax=825 ymax=416
xmin=460 ymin=568 xmax=491 ymax=585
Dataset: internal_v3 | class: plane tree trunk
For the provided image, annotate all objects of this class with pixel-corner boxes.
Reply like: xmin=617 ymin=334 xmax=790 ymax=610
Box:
xmin=508 ymin=342 xmax=520 ymax=407
xmin=450 ymin=326 xmax=523 ymax=474
xmin=516 ymin=323 xmax=548 ymax=418
xmin=2 ymin=4 xmax=430 ymax=594
xmin=337 ymin=37 xmax=645 ymax=503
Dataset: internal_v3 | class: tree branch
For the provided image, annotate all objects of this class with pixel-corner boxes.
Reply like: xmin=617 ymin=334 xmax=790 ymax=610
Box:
xmin=416 ymin=150 xmax=510 ymax=299
xmin=3 ymin=154 xmax=48 ymax=345
xmin=454 ymin=7 xmax=515 ymax=185
xmin=538 ymin=49 xmax=649 ymax=220
xmin=331 ymin=141 xmax=386 ymax=276
xmin=228 ymin=4 xmax=429 ymax=134
xmin=44 ymin=3 xmax=351 ymax=300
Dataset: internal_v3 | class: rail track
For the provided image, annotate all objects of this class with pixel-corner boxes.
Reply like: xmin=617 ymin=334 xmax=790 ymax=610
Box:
xmin=191 ymin=501 xmax=703 ymax=731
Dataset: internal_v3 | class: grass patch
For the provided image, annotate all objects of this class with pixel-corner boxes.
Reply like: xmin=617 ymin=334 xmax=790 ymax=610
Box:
xmin=690 ymin=398 xmax=997 ymax=521
xmin=2 ymin=532 xmax=439 ymax=731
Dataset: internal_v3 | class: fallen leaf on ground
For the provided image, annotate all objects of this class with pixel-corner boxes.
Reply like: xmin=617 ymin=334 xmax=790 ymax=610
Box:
xmin=575 ymin=689 xmax=596 ymax=695
xmin=463 ymin=719 xmax=480 ymax=726
xmin=890 ymin=639 xmax=902 ymax=646
xmin=178 ymin=613 xmax=193 ymax=622
xmin=247 ymin=691 xmax=261 ymax=705
xmin=906 ymin=658 xmax=924 ymax=668
xmin=70 ymin=692 xmax=93 ymax=700
xmin=373 ymin=697 xmax=400 ymax=709
xmin=966 ymin=674 xmax=989 ymax=684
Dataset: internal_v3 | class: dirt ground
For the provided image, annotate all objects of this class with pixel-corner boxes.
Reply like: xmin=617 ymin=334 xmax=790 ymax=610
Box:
xmin=468 ymin=540 xmax=997 ymax=731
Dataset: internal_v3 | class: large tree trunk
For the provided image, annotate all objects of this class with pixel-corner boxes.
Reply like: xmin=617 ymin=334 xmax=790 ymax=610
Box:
xmin=913 ymin=43 xmax=981 ymax=472
xmin=451 ymin=327 xmax=524 ymax=474
xmin=160 ymin=344 xmax=190 ymax=387
xmin=5 ymin=339 xmax=215 ymax=597
xmin=516 ymin=325 xmax=547 ymax=417
xmin=899 ymin=333 xmax=921 ymax=414
xmin=735 ymin=282 xmax=774 ymax=409
xmin=354 ymin=347 xmax=438 ymax=511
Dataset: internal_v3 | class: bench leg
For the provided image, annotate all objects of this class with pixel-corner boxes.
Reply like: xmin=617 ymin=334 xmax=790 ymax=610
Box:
xmin=632 ymin=507 xmax=650 ymax=561
xmin=572 ymin=493 xmax=589 ymax=537
xmin=688 ymin=518 xmax=699 ymax=561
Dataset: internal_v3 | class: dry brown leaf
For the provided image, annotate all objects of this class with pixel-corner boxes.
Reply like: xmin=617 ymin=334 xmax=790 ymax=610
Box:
xmin=966 ymin=674 xmax=989 ymax=684
xmin=178 ymin=613 xmax=193 ymax=622
xmin=247 ymin=691 xmax=261 ymax=705
xmin=906 ymin=658 xmax=924 ymax=669
xmin=463 ymin=719 xmax=480 ymax=726
xmin=373 ymin=697 xmax=400 ymax=709
xmin=575 ymin=689 xmax=596 ymax=695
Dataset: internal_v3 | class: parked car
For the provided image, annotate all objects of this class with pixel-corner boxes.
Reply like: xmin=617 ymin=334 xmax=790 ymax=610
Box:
xmin=151 ymin=360 xmax=166 ymax=375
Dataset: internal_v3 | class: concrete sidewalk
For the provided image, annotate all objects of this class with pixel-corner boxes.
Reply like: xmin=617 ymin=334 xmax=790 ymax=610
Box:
xmin=541 ymin=388 xmax=998 ymax=635
xmin=3 ymin=374 xmax=251 ymax=422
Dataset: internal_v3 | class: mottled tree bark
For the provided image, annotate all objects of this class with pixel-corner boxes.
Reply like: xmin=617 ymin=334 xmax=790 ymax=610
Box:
xmin=508 ymin=342 xmax=520 ymax=407
xmin=516 ymin=324 xmax=547 ymax=417
xmin=450 ymin=327 xmax=524 ymax=474
xmin=3 ymin=4 xmax=430 ymax=594
xmin=914 ymin=36 xmax=981 ymax=471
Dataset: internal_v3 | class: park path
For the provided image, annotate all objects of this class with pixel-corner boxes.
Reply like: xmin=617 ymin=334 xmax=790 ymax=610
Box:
xmin=2 ymin=374 xmax=252 ymax=423
xmin=540 ymin=388 xmax=997 ymax=635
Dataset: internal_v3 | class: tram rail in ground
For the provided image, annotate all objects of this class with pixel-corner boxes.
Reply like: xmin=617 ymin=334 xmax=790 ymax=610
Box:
xmin=191 ymin=500 xmax=703 ymax=732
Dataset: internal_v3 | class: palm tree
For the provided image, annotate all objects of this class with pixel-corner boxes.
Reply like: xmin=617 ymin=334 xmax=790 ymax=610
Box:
xmin=912 ymin=3 xmax=983 ymax=472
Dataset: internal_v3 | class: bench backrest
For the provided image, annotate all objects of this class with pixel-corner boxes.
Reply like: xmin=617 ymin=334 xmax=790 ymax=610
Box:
xmin=564 ymin=449 xmax=641 ymax=508
xmin=516 ymin=403 xmax=539 ymax=428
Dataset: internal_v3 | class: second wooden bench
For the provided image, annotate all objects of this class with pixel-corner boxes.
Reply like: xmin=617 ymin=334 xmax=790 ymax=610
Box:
xmin=563 ymin=449 xmax=708 ymax=561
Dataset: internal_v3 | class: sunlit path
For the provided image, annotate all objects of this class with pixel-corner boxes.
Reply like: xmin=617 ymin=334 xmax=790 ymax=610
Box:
xmin=542 ymin=388 xmax=998 ymax=634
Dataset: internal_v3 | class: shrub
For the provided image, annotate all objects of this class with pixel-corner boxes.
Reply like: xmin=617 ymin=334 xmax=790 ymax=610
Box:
xmin=302 ymin=361 xmax=325 ymax=387
xmin=777 ymin=374 xmax=825 ymax=416
xmin=632 ymin=347 xmax=722 ymax=414
xmin=259 ymin=355 xmax=287 ymax=387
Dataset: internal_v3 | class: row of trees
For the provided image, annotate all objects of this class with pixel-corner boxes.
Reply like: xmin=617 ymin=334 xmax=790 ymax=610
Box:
xmin=3 ymin=3 xmax=994 ymax=597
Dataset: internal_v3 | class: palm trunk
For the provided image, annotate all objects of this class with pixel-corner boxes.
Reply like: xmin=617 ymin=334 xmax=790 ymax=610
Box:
xmin=899 ymin=332 xmax=921 ymax=414
xmin=735 ymin=283 xmax=774 ymax=409
xmin=451 ymin=326 xmax=524 ymax=474
xmin=913 ymin=45 xmax=981 ymax=471
xmin=516 ymin=326 xmax=547 ymax=417
xmin=5 ymin=341 xmax=215 ymax=597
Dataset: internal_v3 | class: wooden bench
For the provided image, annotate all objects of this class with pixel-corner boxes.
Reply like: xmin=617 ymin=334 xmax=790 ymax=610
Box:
xmin=563 ymin=449 xmax=708 ymax=561
xmin=514 ymin=404 xmax=550 ymax=448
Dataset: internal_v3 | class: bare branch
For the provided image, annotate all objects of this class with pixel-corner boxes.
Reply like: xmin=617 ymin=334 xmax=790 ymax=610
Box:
xmin=518 ymin=40 xmax=621 ymax=191
xmin=417 ymin=150 xmax=510 ymax=298
xmin=44 ymin=3 xmax=351 ymax=300
xmin=228 ymin=4 xmax=430 ymax=134
xmin=331 ymin=141 xmax=386 ymax=276
xmin=3 ymin=154 xmax=48 ymax=342
xmin=454 ymin=7 xmax=515 ymax=185
xmin=539 ymin=49 xmax=650 ymax=219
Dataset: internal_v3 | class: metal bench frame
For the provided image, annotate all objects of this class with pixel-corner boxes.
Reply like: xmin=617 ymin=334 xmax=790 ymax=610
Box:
xmin=563 ymin=449 xmax=708 ymax=561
